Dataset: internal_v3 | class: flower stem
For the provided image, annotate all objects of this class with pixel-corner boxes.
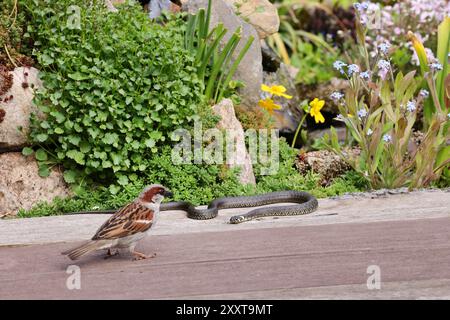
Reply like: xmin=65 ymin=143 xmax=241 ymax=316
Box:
xmin=291 ymin=113 xmax=308 ymax=148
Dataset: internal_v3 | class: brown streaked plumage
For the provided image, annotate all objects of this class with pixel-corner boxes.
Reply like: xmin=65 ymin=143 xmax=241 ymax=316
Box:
xmin=62 ymin=184 xmax=172 ymax=261
xmin=92 ymin=202 xmax=155 ymax=240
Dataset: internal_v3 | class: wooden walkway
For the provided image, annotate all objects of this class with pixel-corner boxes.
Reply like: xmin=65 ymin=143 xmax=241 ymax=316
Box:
xmin=1 ymin=217 xmax=450 ymax=299
xmin=0 ymin=189 xmax=449 ymax=299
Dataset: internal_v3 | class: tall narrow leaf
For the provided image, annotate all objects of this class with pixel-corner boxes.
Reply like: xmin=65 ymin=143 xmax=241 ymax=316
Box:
xmin=436 ymin=17 xmax=450 ymax=109
xmin=216 ymin=35 xmax=254 ymax=102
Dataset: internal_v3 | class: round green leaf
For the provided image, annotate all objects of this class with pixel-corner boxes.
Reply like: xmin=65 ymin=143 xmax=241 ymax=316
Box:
xmin=38 ymin=164 xmax=50 ymax=177
xmin=36 ymin=133 xmax=49 ymax=143
xmin=63 ymin=170 xmax=77 ymax=184
xmin=22 ymin=147 xmax=34 ymax=156
xmin=117 ymin=175 xmax=129 ymax=186
xmin=35 ymin=149 xmax=48 ymax=161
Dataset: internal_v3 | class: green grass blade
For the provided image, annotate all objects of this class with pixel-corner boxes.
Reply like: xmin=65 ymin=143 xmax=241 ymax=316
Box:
xmin=199 ymin=26 xmax=227 ymax=80
xmin=204 ymin=0 xmax=212 ymax=39
xmin=436 ymin=17 xmax=450 ymax=109
xmin=205 ymin=32 xmax=240 ymax=101
xmin=213 ymin=34 xmax=241 ymax=102
xmin=216 ymin=35 xmax=254 ymax=102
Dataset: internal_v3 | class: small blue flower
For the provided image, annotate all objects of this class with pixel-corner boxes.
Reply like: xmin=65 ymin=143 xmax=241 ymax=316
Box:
xmin=330 ymin=91 xmax=344 ymax=101
xmin=419 ymin=89 xmax=429 ymax=98
xmin=447 ymin=113 xmax=450 ymax=119
xmin=333 ymin=60 xmax=347 ymax=74
xmin=360 ymin=71 xmax=371 ymax=80
xmin=382 ymin=134 xmax=392 ymax=143
xmin=357 ymin=108 xmax=368 ymax=119
xmin=377 ymin=60 xmax=390 ymax=79
xmin=429 ymin=63 xmax=443 ymax=71
xmin=367 ymin=128 xmax=373 ymax=136
xmin=378 ymin=42 xmax=391 ymax=55
xmin=348 ymin=64 xmax=360 ymax=76
xmin=377 ymin=59 xmax=390 ymax=70
xmin=406 ymin=100 xmax=416 ymax=112
xmin=353 ymin=2 xmax=369 ymax=11
xmin=335 ymin=114 xmax=345 ymax=121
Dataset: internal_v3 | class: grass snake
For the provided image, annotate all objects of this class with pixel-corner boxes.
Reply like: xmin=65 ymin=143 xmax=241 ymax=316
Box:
xmin=65 ymin=190 xmax=319 ymax=224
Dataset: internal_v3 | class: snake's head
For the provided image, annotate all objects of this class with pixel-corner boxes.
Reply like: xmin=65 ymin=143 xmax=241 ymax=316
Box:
xmin=230 ymin=215 xmax=245 ymax=224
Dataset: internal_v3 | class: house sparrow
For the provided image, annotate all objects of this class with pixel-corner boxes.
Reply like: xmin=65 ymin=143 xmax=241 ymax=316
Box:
xmin=62 ymin=184 xmax=173 ymax=261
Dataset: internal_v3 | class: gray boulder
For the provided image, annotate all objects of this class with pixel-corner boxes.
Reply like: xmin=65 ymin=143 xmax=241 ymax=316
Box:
xmin=212 ymin=99 xmax=256 ymax=185
xmin=0 ymin=67 xmax=43 ymax=151
xmin=263 ymin=63 xmax=304 ymax=134
xmin=0 ymin=152 xmax=71 ymax=217
xmin=183 ymin=0 xmax=263 ymax=108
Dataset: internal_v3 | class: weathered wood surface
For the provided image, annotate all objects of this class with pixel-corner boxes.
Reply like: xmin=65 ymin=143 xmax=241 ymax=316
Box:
xmin=1 ymin=217 xmax=450 ymax=299
xmin=1 ymin=189 xmax=449 ymax=246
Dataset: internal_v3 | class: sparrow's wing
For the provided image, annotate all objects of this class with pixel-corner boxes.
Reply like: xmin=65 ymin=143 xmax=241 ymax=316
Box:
xmin=91 ymin=202 xmax=155 ymax=240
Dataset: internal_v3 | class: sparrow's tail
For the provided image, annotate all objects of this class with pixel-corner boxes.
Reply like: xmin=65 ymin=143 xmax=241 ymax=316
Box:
xmin=62 ymin=240 xmax=107 ymax=260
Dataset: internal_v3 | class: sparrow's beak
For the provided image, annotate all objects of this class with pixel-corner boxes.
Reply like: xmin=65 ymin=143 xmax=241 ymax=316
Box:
xmin=163 ymin=190 xmax=173 ymax=198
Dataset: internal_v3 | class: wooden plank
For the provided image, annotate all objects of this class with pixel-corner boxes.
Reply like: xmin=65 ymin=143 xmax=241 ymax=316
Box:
xmin=0 ymin=217 xmax=450 ymax=299
xmin=169 ymin=279 xmax=450 ymax=300
xmin=1 ymin=189 xmax=449 ymax=246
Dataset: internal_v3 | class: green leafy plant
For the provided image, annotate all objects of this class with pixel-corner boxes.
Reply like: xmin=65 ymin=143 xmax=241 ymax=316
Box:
xmin=23 ymin=0 xmax=210 ymax=186
xmin=291 ymin=40 xmax=339 ymax=85
xmin=410 ymin=18 xmax=450 ymax=124
xmin=266 ymin=0 xmax=350 ymax=85
xmin=267 ymin=16 xmax=340 ymax=86
xmin=184 ymin=0 xmax=254 ymax=103
xmin=408 ymin=18 xmax=450 ymax=183
xmin=19 ymin=139 xmax=366 ymax=218
xmin=322 ymin=11 xmax=450 ymax=189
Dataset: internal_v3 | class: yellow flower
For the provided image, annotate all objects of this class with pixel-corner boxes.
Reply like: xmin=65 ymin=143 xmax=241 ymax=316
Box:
xmin=258 ymin=98 xmax=282 ymax=114
xmin=407 ymin=31 xmax=428 ymax=74
xmin=309 ymin=98 xmax=325 ymax=123
xmin=261 ymin=84 xmax=293 ymax=99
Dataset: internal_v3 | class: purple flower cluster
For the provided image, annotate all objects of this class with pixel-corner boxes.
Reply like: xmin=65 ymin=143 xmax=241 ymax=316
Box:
xmin=348 ymin=64 xmax=360 ymax=76
xmin=419 ymin=89 xmax=429 ymax=98
xmin=357 ymin=108 xmax=368 ymax=119
xmin=377 ymin=59 xmax=390 ymax=80
xmin=429 ymin=63 xmax=443 ymax=71
xmin=330 ymin=91 xmax=344 ymax=102
xmin=333 ymin=60 xmax=347 ymax=74
xmin=363 ymin=0 xmax=450 ymax=63
xmin=360 ymin=71 xmax=371 ymax=80
xmin=406 ymin=101 xmax=416 ymax=112
xmin=378 ymin=42 xmax=391 ymax=55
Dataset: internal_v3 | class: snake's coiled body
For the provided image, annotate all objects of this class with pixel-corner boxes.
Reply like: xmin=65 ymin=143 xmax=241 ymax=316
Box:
xmin=65 ymin=191 xmax=318 ymax=224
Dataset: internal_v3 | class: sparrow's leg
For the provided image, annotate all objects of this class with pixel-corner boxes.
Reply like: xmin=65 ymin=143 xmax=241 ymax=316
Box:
xmin=104 ymin=248 xmax=119 ymax=259
xmin=129 ymin=243 xmax=156 ymax=260
xmin=132 ymin=251 xmax=157 ymax=260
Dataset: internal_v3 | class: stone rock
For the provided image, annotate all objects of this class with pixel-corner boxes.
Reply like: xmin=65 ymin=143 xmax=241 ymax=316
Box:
xmin=261 ymin=40 xmax=281 ymax=72
xmin=224 ymin=0 xmax=279 ymax=39
xmin=295 ymin=149 xmax=359 ymax=186
xmin=297 ymin=77 xmax=349 ymax=115
xmin=212 ymin=99 xmax=256 ymax=185
xmin=183 ymin=0 xmax=263 ymax=108
xmin=0 ymin=67 xmax=43 ymax=151
xmin=263 ymin=63 xmax=303 ymax=134
xmin=0 ymin=152 xmax=71 ymax=217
